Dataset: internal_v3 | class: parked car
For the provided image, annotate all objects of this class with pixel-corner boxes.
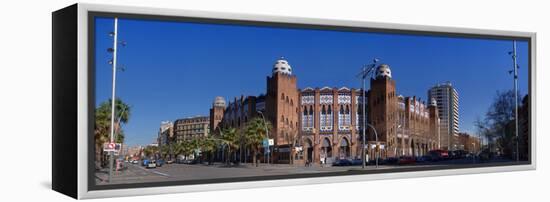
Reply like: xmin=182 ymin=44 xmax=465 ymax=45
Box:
xmin=131 ymin=160 xmax=139 ymax=164
xmin=398 ymin=156 xmax=416 ymax=165
xmin=416 ymin=155 xmax=433 ymax=163
xmin=351 ymin=158 xmax=364 ymax=166
xmin=156 ymin=159 xmax=165 ymax=167
xmin=429 ymin=149 xmax=448 ymax=161
xmin=383 ymin=157 xmax=399 ymax=165
xmin=166 ymin=159 xmax=175 ymax=164
xmin=176 ymin=158 xmax=198 ymax=164
xmin=332 ymin=159 xmax=353 ymax=166
xmin=146 ymin=161 xmax=157 ymax=169
xmin=142 ymin=159 xmax=150 ymax=167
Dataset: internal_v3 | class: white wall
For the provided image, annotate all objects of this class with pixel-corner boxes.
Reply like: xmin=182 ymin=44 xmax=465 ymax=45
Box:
xmin=0 ymin=0 xmax=547 ymax=201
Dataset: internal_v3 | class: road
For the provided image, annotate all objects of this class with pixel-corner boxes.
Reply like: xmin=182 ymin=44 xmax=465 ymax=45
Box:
xmin=95 ymin=158 xmax=514 ymax=185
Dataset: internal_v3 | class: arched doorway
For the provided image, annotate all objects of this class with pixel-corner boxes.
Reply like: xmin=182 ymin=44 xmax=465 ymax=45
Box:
xmin=339 ymin=137 xmax=350 ymax=159
xmin=321 ymin=138 xmax=332 ymax=164
xmin=304 ymin=138 xmax=313 ymax=163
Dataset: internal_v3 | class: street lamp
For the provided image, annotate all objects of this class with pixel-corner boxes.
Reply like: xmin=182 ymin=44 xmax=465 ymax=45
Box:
xmin=107 ymin=18 xmax=119 ymax=183
xmin=357 ymin=58 xmax=379 ymax=169
xmin=508 ymin=40 xmax=520 ymax=162
xmin=257 ymin=111 xmax=270 ymax=165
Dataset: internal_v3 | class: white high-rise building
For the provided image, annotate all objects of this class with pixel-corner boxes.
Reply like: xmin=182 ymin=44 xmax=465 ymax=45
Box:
xmin=428 ymin=82 xmax=460 ymax=150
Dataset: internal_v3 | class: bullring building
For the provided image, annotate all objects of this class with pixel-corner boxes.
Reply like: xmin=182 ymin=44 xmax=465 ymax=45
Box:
xmin=210 ymin=58 xmax=441 ymax=165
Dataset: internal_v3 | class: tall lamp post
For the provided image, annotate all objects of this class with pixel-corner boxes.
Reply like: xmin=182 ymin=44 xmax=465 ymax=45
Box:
xmin=357 ymin=58 xmax=379 ymax=169
xmin=509 ymin=40 xmax=520 ymax=162
xmin=107 ymin=17 xmax=119 ymax=183
xmin=257 ymin=111 xmax=270 ymax=165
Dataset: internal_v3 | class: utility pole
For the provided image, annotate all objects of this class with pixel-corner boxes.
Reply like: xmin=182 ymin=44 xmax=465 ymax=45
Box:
xmin=511 ymin=40 xmax=519 ymax=162
xmin=357 ymin=58 xmax=379 ymax=169
xmin=108 ymin=17 xmax=119 ymax=183
xmin=361 ymin=68 xmax=367 ymax=169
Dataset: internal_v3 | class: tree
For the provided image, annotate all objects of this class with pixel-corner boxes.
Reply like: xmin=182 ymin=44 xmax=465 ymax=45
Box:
xmin=484 ymin=90 xmax=520 ymax=159
xmin=160 ymin=144 xmax=170 ymax=160
xmin=244 ymin=118 xmax=272 ymax=166
xmin=199 ymin=136 xmax=218 ymax=165
xmin=221 ymin=127 xmax=239 ymax=165
xmin=143 ymin=145 xmax=158 ymax=159
xmin=94 ymin=98 xmax=131 ymax=169
xmin=175 ymin=140 xmax=194 ymax=160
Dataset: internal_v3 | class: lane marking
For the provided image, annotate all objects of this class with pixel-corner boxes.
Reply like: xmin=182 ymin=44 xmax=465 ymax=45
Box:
xmin=129 ymin=163 xmax=171 ymax=177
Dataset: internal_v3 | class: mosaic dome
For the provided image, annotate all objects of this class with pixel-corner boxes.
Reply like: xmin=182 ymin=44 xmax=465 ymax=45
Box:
xmin=272 ymin=57 xmax=292 ymax=75
xmin=213 ymin=96 xmax=226 ymax=108
xmin=375 ymin=64 xmax=392 ymax=79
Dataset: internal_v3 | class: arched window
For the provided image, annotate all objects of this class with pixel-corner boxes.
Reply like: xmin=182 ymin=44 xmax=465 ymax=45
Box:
xmin=281 ymin=93 xmax=285 ymax=100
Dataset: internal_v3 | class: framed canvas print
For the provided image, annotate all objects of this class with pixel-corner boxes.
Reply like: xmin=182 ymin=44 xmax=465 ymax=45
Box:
xmin=52 ymin=3 xmax=536 ymax=199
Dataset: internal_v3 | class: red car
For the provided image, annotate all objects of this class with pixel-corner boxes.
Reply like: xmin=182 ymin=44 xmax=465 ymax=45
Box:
xmin=398 ymin=156 xmax=416 ymax=165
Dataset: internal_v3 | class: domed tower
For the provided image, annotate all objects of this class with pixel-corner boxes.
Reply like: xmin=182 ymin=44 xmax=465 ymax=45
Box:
xmin=367 ymin=64 xmax=397 ymax=157
xmin=375 ymin=64 xmax=392 ymax=79
xmin=272 ymin=57 xmax=293 ymax=75
xmin=210 ymin=96 xmax=226 ymax=135
xmin=265 ymin=57 xmax=299 ymax=163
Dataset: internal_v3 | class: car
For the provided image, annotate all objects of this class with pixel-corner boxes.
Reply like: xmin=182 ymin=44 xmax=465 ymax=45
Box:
xmin=398 ymin=156 xmax=416 ymax=165
xmin=146 ymin=161 xmax=157 ymax=169
xmin=416 ymin=155 xmax=432 ymax=163
xmin=332 ymin=159 xmax=353 ymax=166
xmin=166 ymin=160 xmax=174 ymax=164
xmin=156 ymin=159 xmax=165 ymax=167
xmin=429 ymin=149 xmax=448 ymax=161
xmin=383 ymin=157 xmax=399 ymax=165
xmin=132 ymin=160 xmax=139 ymax=164
xmin=351 ymin=159 xmax=364 ymax=166
xmin=176 ymin=158 xmax=196 ymax=164
xmin=142 ymin=159 xmax=150 ymax=166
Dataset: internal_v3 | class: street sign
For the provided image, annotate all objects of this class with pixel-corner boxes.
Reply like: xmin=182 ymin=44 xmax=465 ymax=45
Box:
xmin=268 ymin=139 xmax=274 ymax=146
xmin=103 ymin=143 xmax=121 ymax=152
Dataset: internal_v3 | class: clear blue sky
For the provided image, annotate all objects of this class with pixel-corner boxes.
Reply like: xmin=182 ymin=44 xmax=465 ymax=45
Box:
xmin=94 ymin=17 xmax=529 ymax=147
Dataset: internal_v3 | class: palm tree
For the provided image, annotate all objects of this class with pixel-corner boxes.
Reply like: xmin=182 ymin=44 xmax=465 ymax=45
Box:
xmin=94 ymin=98 xmax=131 ymax=169
xmin=200 ymin=136 xmax=217 ymax=165
xmin=244 ymin=118 xmax=272 ymax=166
xmin=143 ymin=145 xmax=158 ymax=159
xmin=221 ymin=127 xmax=239 ymax=165
xmin=160 ymin=144 xmax=170 ymax=160
xmin=176 ymin=140 xmax=194 ymax=160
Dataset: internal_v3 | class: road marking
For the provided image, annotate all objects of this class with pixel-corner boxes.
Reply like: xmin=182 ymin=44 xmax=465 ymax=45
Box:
xmin=130 ymin=163 xmax=171 ymax=177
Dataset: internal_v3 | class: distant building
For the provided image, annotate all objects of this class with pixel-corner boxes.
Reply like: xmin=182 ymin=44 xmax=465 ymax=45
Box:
xmin=173 ymin=116 xmax=210 ymax=142
xmin=368 ymin=64 xmax=440 ymax=158
xmin=157 ymin=121 xmax=173 ymax=148
xmin=394 ymin=96 xmax=440 ymax=157
xmin=126 ymin=146 xmax=142 ymax=158
xmin=428 ymin=82 xmax=460 ymax=151
xmin=457 ymin=132 xmax=480 ymax=153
